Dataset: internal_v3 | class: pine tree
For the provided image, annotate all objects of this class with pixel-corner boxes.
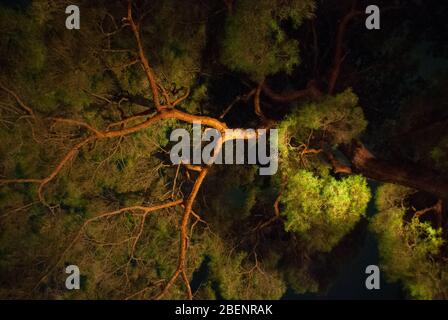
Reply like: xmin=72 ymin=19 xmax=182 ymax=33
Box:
xmin=0 ymin=0 xmax=447 ymax=300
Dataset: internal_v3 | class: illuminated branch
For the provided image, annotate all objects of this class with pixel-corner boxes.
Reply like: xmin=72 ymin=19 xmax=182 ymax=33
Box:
xmin=35 ymin=199 xmax=183 ymax=289
xmin=0 ymin=109 xmax=231 ymax=203
xmin=171 ymin=87 xmax=191 ymax=107
xmin=250 ymin=189 xmax=283 ymax=233
xmin=49 ymin=117 xmax=104 ymax=136
xmin=414 ymin=200 xmax=443 ymax=218
xmin=126 ymin=0 xmax=163 ymax=112
xmin=155 ymin=168 xmax=209 ymax=300
xmin=0 ymin=81 xmax=35 ymax=117
xmin=219 ymin=89 xmax=256 ymax=119
xmin=324 ymin=148 xmax=352 ymax=174
xmin=1 ymin=0 xmax=253 ymax=296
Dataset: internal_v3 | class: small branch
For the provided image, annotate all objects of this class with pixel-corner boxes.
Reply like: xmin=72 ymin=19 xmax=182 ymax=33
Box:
xmin=49 ymin=118 xmax=103 ymax=136
xmin=171 ymin=164 xmax=181 ymax=198
xmin=183 ymin=164 xmax=203 ymax=172
xmin=324 ymin=148 xmax=352 ymax=174
xmin=328 ymin=8 xmax=362 ymax=94
xmin=0 ymin=81 xmax=35 ymax=117
xmin=126 ymin=0 xmax=162 ymax=112
xmin=251 ymin=189 xmax=283 ymax=233
xmin=414 ymin=199 xmax=443 ymax=218
xmin=261 ymin=80 xmax=321 ymax=104
xmin=254 ymin=83 xmax=267 ymax=122
xmin=171 ymin=87 xmax=191 ymax=107
xmin=219 ymin=89 xmax=255 ymax=119
xmin=181 ymin=270 xmax=193 ymax=300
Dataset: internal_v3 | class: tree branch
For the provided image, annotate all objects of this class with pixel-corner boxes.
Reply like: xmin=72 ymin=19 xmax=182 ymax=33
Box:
xmin=342 ymin=140 xmax=448 ymax=200
xmin=0 ymin=81 xmax=35 ymax=117
xmin=261 ymin=81 xmax=317 ymax=103
xmin=126 ymin=0 xmax=163 ymax=112
xmin=328 ymin=8 xmax=362 ymax=94
xmin=155 ymin=168 xmax=209 ymax=299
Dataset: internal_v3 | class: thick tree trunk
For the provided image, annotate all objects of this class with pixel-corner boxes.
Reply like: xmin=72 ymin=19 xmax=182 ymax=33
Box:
xmin=342 ymin=140 xmax=448 ymax=200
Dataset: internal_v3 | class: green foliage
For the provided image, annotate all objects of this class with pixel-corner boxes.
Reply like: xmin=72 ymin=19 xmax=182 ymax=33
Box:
xmin=284 ymin=265 xmax=319 ymax=294
xmin=3 ymin=0 xmax=443 ymax=301
xmin=371 ymin=184 xmax=448 ymax=299
xmin=182 ymin=84 xmax=208 ymax=114
xmin=262 ymin=88 xmax=371 ymax=290
xmin=279 ymin=89 xmax=367 ymax=156
xmin=0 ymin=2 xmax=114 ymax=114
xmin=206 ymin=238 xmax=286 ymax=299
xmin=221 ymin=0 xmax=315 ymax=81
xmin=0 ymin=5 xmax=46 ymax=73
xmin=141 ymin=0 xmax=209 ymax=89
xmin=281 ymin=170 xmax=370 ymax=252
xmin=204 ymin=165 xmax=259 ymax=230
xmin=431 ymin=137 xmax=448 ymax=171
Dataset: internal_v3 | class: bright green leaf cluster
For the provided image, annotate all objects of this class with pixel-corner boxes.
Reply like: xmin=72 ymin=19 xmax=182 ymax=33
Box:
xmin=371 ymin=184 xmax=447 ymax=299
xmin=281 ymin=170 xmax=371 ymax=252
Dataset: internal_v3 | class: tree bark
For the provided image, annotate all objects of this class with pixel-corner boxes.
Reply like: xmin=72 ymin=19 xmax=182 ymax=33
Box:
xmin=342 ymin=140 xmax=448 ymax=200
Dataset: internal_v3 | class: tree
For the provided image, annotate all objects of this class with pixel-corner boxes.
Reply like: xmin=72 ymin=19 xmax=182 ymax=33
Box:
xmin=220 ymin=0 xmax=315 ymax=81
xmin=371 ymin=184 xmax=447 ymax=299
xmin=0 ymin=0 xmax=447 ymax=300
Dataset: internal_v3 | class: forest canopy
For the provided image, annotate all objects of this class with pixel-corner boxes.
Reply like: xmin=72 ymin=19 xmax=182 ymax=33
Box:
xmin=0 ymin=0 xmax=447 ymax=300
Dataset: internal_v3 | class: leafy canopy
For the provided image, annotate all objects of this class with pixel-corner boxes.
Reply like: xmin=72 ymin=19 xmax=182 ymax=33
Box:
xmin=371 ymin=184 xmax=447 ymax=299
xmin=282 ymin=170 xmax=370 ymax=252
xmin=220 ymin=0 xmax=315 ymax=81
